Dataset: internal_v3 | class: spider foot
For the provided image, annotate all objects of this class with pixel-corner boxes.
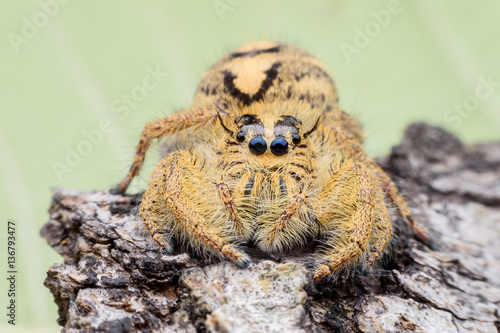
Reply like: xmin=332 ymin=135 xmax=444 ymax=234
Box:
xmin=313 ymin=265 xmax=331 ymax=283
xmin=109 ymin=186 xmax=125 ymax=195
xmin=223 ymin=245 xmax=251 ymax=269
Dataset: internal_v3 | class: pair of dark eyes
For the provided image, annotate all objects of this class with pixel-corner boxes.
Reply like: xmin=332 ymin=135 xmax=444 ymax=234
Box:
xmin=236 ymin=132 xmax=301 ymax=144
xmin=236 ymin=132 xmax=301 ymax=156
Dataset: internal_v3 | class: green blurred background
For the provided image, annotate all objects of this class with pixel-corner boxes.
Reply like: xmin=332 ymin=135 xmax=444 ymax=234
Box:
xmin=1 ymin=1 xmax=499 ymax=331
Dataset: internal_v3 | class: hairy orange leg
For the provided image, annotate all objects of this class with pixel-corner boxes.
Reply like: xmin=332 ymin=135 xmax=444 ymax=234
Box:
xmin=140 ymin=150 xmax=250 ymax=268
xmin=261 ymin=193 xmax=306 ymax=249
xmin=328 ymin=125 xmax=430 ymax=245
xmin=312 ymin=161 xmax=376 ymax=282
xmin=216 ymin=182 xmax=247 ymax=236
xmin=365 ymin=190 xmax=393 ymax=268
xmin=112 ymin=107 xmax=223 ymax=194
xmin=139 ymin=203 xmax=174 ymax=255
xmin=251 ymin=171 xmax=308 ymax=251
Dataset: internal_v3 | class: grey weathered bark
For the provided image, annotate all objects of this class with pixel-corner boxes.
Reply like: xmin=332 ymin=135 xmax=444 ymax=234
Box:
xmin=42 ymin=123 xmax=500 ymax=333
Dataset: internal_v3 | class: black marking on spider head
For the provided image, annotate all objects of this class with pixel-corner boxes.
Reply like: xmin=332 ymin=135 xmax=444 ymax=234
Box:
xmin=275 ymin=115 xmax=302 ymax=128
xmin=222 ymin=62 xmax=282 ymax=106
xmin=233 ymin=114 xmax=264 ymax=143
xmin=229 ymin=46 xmax=281 ymax=59
xmin=274 ymin=115 xmax=303 ymax=144
xmin=234 ymin=114 xmax=263 ymax=127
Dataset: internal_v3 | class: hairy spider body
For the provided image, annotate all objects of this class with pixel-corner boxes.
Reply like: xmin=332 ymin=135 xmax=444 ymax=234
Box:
xmin=112 ymin=41 xmax=428 ymax=281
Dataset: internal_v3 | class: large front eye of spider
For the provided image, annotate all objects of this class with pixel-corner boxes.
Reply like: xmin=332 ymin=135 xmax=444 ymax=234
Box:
xmin=249 ymin=137 xmax=267 ymax=155
xmin=270 ymin=138 xmax=288 ymax=156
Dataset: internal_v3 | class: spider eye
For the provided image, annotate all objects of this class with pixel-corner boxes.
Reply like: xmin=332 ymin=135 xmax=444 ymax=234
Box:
xmin=292 ymin=134 xmax=301 ymax=145
xmin=236 ymin=131 xmax=246 ymax=142
xmin=270 ymin=138 xmax=288 ymax=156
xmin=248 ymin=137 xmax=267 ymax=155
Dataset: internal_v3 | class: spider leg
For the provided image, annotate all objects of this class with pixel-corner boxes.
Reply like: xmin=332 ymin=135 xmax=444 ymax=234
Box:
xmin=111 ymin=107 xmax=223 ymax=194
xmin=380 ymin=180 xmax=429 ymax=244
xmin=138 ymin=157 xmax=174 ymax=254
xmin=365 ymin=190 xmax=392 ymax=268
xmin=139 ymin=150 xmax=250 ymax=268
xmin=329 ymin=127 xmax=430 ymax=245
xmin=253 ymin=171 xmax=314 ymax=252
xmin=312 ymin=160 xmax=376 ymax=282
xmin=216 ymin=181 xmax=248 ymax=237
xmin=361 ymin=157 xmax=430 ymax=244
xmin=140 ymin=206 xmax=174 ymax=255
xmin=259 ymin=192 xmax=307 ymax=251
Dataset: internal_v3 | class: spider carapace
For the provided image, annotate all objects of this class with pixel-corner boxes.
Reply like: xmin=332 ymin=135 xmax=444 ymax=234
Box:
xmin=111 ymin=41 xmax=428 ymax=282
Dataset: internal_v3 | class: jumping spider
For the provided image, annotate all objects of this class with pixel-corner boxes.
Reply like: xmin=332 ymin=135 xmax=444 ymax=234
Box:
xmin=111 ymin=41 xmax=428 ymax=282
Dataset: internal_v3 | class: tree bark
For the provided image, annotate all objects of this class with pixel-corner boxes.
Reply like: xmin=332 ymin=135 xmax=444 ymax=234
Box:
xmin=41 ymin=123 xmax=500 ymax=333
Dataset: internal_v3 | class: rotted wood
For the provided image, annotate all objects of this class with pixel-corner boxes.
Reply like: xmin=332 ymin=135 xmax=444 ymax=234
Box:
xmin=41 ymin=123 xmax=500 ymax=332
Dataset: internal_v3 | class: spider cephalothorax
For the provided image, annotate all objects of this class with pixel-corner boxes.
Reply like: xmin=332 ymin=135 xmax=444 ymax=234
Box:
xmin=111 ymin=41 xmax=429 ymax=281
